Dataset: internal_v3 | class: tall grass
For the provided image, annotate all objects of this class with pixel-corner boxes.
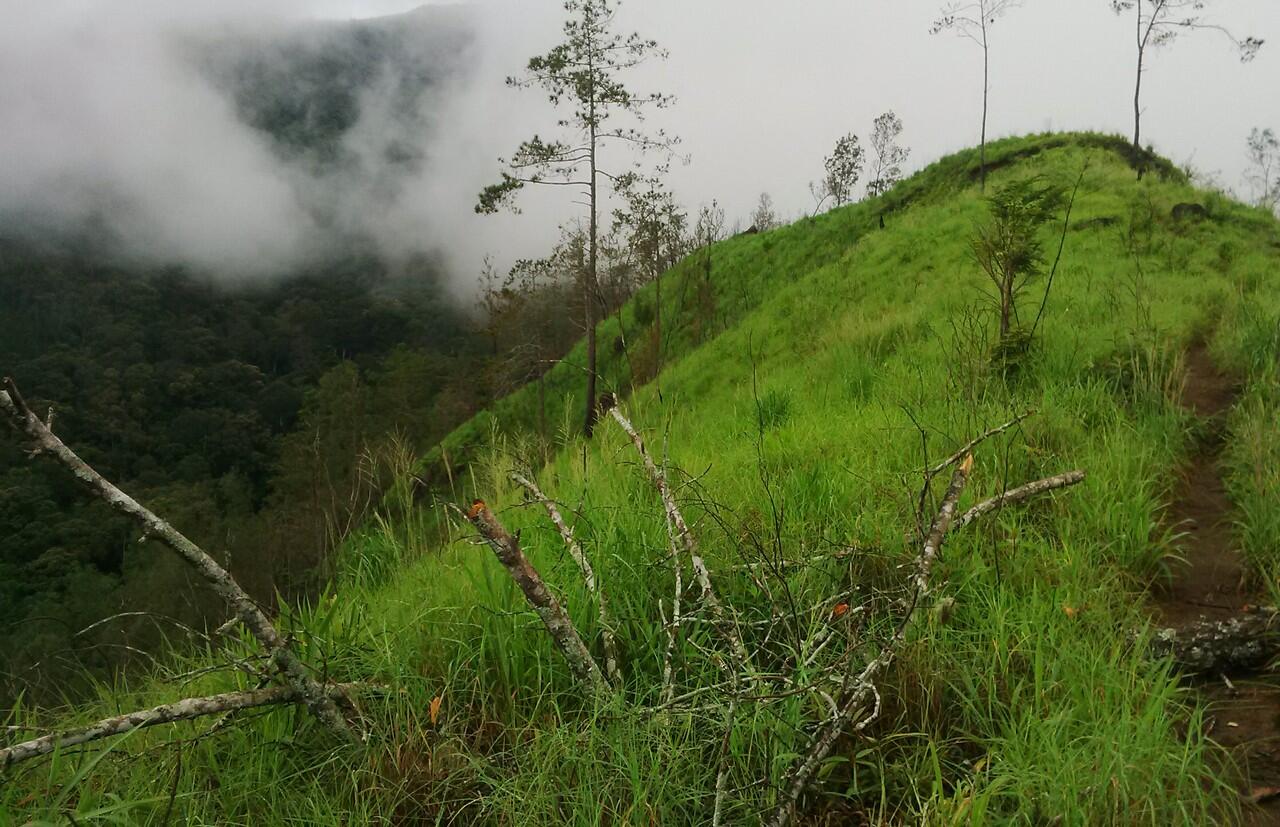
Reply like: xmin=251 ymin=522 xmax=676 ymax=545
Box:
xmin=3 ymin=133 xmax=1277 ymax=825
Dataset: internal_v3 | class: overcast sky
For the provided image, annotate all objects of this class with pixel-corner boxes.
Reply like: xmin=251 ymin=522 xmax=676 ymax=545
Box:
xmin=2 ymin=0 xmax=1277 ymax=293
xmin=423 ymin=0 xmax=1280 ymax=292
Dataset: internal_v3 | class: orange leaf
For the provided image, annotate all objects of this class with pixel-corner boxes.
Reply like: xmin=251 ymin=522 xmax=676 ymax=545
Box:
xmin=429 ymin=695 xmax=442 ymax=726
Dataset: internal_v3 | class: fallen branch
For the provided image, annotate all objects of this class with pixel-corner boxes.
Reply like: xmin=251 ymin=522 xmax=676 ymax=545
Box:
xmin=712 ymin=694 xmax=740 ymax=827
xmin=512 ymin=472 xmax=622 ymax=687
xmin=926 ymin=410 xmax=1036 ymax=480
xmin=465 ymin=500 xmax=608 ymax=692
xmin=952 ymin=469 xmax=1086 ymax=531
xmin=767 ymin=455 xmax=973 ymax=827
xmin=1 ymin=683 xmax=364 ymax=768
xmin=608 ymin=406 xmax=751 ymax=671
xmin=1150 ymin=608 xmax=1280 ymax=675
xmin=661 ymin=530 xmax=684 ymax=705
xmin=0 ymin=380 xmax=354 ymax=742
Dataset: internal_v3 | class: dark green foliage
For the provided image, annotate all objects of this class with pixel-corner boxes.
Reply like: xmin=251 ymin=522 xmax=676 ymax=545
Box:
xmin=0 ymin=240 xmax=486 ymax=706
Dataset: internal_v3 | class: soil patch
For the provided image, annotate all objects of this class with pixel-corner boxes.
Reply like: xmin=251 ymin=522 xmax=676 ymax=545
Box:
xmin=1153 ymin=343 xmax=1280 ymax=824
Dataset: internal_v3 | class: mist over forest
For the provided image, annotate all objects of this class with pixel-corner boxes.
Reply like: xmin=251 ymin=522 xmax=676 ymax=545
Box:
xmin=1 ymin=4 xmax=477 ymax=278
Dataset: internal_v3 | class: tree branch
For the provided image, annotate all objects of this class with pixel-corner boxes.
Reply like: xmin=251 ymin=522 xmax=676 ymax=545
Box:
xmin=767 ymin=456 xmax=973 ymax=827
xmin=952 ymin=469 xmax=1086 ymax=530
xmin=464 ymin=500 xmax=607 ymax=692
xmin=511 ymin=472 xmax=622 ymax=686
xmin=607 ymin=406 xmax=752 ymax=671
xmin=926 ymin=409 xmax=1036 ymax=479
xmin=0 ymin=380 xmax=355 ymax=742
xmin=1 ymin=683 xmax=366 ymax=768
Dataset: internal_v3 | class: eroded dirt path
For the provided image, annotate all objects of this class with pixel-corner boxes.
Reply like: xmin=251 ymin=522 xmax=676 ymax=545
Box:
xmin=1153 ymin=344 xmax=1280 ymax=824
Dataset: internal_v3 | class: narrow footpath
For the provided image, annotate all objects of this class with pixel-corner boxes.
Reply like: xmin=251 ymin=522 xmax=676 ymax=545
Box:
xmin=1153 ymin=344 xmax=1280 ymax=824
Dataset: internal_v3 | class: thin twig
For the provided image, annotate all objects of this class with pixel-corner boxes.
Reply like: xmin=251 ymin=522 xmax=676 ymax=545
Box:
xmin=712 ymin=692 xmax=740 ymax=827
xmin=767 ymin=456 xmax=973 ymax=827
xmin=1030 ymin=160 xmax=1089 ymax=340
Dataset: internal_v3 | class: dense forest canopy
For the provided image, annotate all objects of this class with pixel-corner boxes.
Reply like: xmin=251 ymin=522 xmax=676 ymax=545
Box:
xmin=0 ymin=7 xmax=481 ymax=705
xmin=0 ymin=238 xmax=484 ymax=704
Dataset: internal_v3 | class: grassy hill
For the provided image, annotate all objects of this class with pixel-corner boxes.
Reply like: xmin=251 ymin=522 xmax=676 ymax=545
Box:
xmin=4 ymin=133 xmax=1280 ymax=825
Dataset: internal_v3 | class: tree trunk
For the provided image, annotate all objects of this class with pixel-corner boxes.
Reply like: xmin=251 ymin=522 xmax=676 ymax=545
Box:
xmin=980 ymin=13 xmax=990 ymax=193
xmin=583 ymin=102 xmax=600 ymax=438
xmin=1132 ymin=56 xmax=1142 ymax=153
xmin=1000 ymin=276 xmax=1012 ymax=338
xmin=1133 ymin=4 xmax=1142 ymax=150
xmin=1133 ymin=6 xmax=1146 ymax=178
xmin=654 ymin=222 xmax=663 ymax=382
xmin=537 ymin=372 xmax=547 ymax=444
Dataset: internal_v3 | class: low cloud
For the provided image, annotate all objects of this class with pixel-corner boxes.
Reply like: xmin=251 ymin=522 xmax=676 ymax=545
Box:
xmin=1 ymin=0 xmax=1274 ymax=291
xmin=0 ymin=2 xmax=495 ymax=280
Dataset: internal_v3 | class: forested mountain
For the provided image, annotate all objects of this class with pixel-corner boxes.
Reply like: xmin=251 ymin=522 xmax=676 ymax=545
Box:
xmin=0 ymin=6 xmax=481 ymax=705
xmin=0 ymin=240 xmax=487 ymax=702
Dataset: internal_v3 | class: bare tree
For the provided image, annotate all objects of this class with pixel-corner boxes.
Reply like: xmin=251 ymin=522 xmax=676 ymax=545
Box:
xmin=809 ymin=133 xmax=864 ymax=214
xmin=614 ymin=175 xmax=687 ymax=374
xmin=932 ymin=0 xmax=1022 ymax=192
xmin=694 ymin=200 xmax=726 ymax=250
xmin=476 ymin=0 xmax=677 ymax=437
xmin=866 ymin=111 xmax=910 ymax=198
xmin=750 ymin=192 xmax=779 ymax=232
xmin=1245 ymin=127 xmax=1280 ymax=214
xmin=1109 ymin=1 xmax=1262 ymax=165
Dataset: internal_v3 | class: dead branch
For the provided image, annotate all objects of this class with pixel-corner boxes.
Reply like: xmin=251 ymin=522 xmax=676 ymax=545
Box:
xmin=608 ymin=406 xmax=751 ymax=670
xmin=512 ymin=472 xmax=622 ymax=687
xmin=712 ymin=694 xmax=740 ymax=827
xmin=1 ymin=683 xmax=364 ymax=768
xmin=952 ymin=469 xmax=1086 ymax=531
xmin=767 ymin=455 xmax=973 ymax=827
xmin=465 ymin=500 xmax=608 ymax=692
xmin=1150 ymin=608 xmax=1280 ymax=675
xmin=0 ymin=379 xmax=354 ymax=742
xmin=926 ymin=410 xmax=1036 ymax=480
xmin=661 ymin=530 xmax=684 ymax=706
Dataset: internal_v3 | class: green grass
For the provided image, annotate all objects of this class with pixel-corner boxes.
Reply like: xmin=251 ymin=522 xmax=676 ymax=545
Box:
xmin=4 ymin=132 xmax=1279 ymax=825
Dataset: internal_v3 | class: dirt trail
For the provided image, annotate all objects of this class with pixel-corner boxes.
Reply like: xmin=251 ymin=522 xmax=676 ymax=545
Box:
xmin=1153 ymin=344 xmax=1280 ymax=824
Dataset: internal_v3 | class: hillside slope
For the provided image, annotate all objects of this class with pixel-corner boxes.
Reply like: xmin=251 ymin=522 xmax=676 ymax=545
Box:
xmin=4 ymin=133 xmax=1280 ymax=825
